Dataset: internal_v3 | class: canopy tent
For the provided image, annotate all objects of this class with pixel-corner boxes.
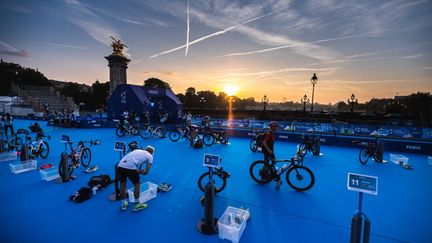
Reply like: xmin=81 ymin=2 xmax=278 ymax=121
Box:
xmin=107 ymin=84 xmax=182 ymax=123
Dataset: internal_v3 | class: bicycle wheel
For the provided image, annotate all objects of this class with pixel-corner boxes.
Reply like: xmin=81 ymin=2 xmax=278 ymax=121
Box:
xmin=197 ymin=172 xmax=227 ymax=193
xmin=285 ymin=165 xmax=315 ymax=191
xmin=249 ymin=160 xmax=274 ymax=184
xmin=131 ymin=125 xmax=140 ymax=136
xmin=39 ymin=141 xmax=50 ymax=159
xmin=250 ymin=138 xmax=258 ymax=152
xmin=169 ymin=131 xmax=181 ymax=142
xmin=359 ymin=148 xmax=369 ymax=165
xmin=155 ymin=127 xmax=165 ymax=138
xmin=297 ymin=142 xmax=307 ymax=157
xmin=115 ymin=128 xmax=126 ymax=137
xmin=203 ymin=134 xmax=215 ymax=146
xmin=140 ymin=129 xmax=151 ymax=139
xmin=58 ymin=156 xmax=74 ymax=180
xmin=80 ymin=148 xmax=91 ymax=167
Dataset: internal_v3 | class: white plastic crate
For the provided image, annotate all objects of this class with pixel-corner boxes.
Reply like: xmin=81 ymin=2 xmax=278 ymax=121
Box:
xmin=218 ymin=206 xmax=248 ymax=243
xmin=0 ymin=151 xmax=18 ymax=162
xmin=390 ymin=154 xmax=409 ymax=165
xmin=127 ymin=182 xmax=157 ymax=203
xmin=39 ymin=167 xmax=60 ymax=181
xmin=9 ymin=160 xmax=37 ymax=174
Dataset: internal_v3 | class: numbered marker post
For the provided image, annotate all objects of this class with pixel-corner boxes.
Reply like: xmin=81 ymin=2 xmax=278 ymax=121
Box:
xmin=347 ymin=173 xmax=378 ymax=243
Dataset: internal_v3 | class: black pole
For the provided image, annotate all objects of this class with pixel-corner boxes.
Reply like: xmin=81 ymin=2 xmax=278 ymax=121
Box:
xmin=197 ymin=167 xmax=218 ymax=235
xmin=311 ymin=84 xmax=315 ymax=112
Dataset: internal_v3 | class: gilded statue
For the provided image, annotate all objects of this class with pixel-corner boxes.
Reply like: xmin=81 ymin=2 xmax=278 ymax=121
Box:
xmin=110 ymin=36 xmax=128 ymax=56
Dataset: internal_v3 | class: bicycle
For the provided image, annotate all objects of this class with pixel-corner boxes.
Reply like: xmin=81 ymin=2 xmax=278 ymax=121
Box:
xmin=169 ymin=125 xmax=191 ymax=142
xmin=203 ymin=128 xmax=229 ymax=146
xmin=1 ymin=130 xmax=21 ymax=152
xmin=358 ymin=141 xmax=382 ymax=164
xmin=140 ymin=125 xmax=165 ymax=139
xmin=197 ymin=166 xmax=230 ymax=193
xmin=249 ymin=156 xmax=315 ymax=191
xmin=25 ymin=132 xmax=51 ymax=159
xmin=115 ymin=120 xmax=140 ymax=137
xmin=249 ymin=129 xmax=265 ymax=152
xmin=297 ymin=135 xmax=320 ymax=157
xmin=58 ymin=140 xmax=99 ymax=179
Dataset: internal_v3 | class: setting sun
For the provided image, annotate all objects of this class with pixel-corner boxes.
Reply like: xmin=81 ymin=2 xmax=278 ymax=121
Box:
xmin=223 ymin=85 xmax=238 ymax=96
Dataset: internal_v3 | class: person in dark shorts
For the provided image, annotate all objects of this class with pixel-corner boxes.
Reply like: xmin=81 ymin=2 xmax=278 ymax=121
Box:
xmin=262 ymin=121 xmax=279 ymax=163
xmin=117 ymin=146 xmax=155 ymax=211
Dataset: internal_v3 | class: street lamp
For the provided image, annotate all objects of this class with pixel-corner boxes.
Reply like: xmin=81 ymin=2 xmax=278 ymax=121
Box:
xmin=310 ymin=73 xmax=318 ymax=112
xmin=199 ymin=97 xmax=206 ymax=108
xmin=347 ymin=93 xmax=358 ymax=112
xmin=300 ymin=94 xmax=309 ymax=113
xmin=262 ymin=95 xmax=269 ymax=111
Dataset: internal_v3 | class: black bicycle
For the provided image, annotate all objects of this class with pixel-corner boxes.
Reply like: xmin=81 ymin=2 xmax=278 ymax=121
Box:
xmin=358 ymin=142 xmax=382 ymax=164
xmin=249 ymin=156 xmax=315 ymax=191
xmin=169 ymin=125 xmax=191 ymax=142
xmin=115 ymin=120 xmax=140 ymax=137
xmin=297 ymin=135 xmax=320 ymax=157
xmin=249 ymin=129 xmax=265 ymax=152
xmin=202 ymin=128 xmax=229 ymax=146
xmin=197 ymin=166 xmax=230 ymax=193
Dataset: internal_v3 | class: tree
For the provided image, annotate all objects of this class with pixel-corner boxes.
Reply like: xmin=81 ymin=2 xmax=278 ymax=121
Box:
xmin=143 ymin=77 xmax=171 ymax=89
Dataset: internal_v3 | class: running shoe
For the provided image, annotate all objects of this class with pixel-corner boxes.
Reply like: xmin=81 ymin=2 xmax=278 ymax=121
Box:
xmin=121 ymin=200 xmax=129 ymax=211
xmin=133 ymin=203 xmax=148 ymax=212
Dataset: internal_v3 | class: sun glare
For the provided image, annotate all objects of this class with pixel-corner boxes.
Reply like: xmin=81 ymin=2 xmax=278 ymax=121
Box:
xmin=224 ymin=85 xmax=238 ymax=96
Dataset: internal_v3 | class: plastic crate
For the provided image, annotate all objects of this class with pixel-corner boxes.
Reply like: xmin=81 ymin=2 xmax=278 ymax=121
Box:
xmin=428 ymin=156 xmax=432 ymax=166
xmin=218 ymin=206 xmax=248 ymax=243
xmin=39 ymin=167 xmax=60 ymax=181
xmin=0 ymin=151 xmax=18 ymax=162
xmin=390 ymin=154 xmax=409 ymax=165
xmin=127 ymin=182 xmax=157 ymax=203
xmin=9 ymin=160 xmax=37 ymax=174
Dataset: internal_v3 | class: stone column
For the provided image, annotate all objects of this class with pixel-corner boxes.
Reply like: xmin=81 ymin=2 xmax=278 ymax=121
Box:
xmin=105 ymin=54 xmax=130 ymax=96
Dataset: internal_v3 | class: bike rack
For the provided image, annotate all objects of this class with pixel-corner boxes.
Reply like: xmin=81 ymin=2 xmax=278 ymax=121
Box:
xmin=54 ymin=135 xmax=75 ymax=183
xmin=108 ymin=141 xmax=126 ymax=201
xmin=350 ymin=192 xmax=371 ymax=243
xmin=197 ymin=154 xmax=220 ymax=235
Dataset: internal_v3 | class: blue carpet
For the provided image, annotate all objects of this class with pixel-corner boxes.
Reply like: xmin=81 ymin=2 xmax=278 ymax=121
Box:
xmin=0 ymin=119 xmax=431 ymax=243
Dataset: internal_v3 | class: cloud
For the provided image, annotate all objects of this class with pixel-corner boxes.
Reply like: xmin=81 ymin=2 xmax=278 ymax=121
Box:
xmin=149 ymin=6 xmax=290 ymax=59
xmin=185 ymin=0 xmax=190 ymax=56
xmin=400 ymin=54 xmax=423 ymax=59
xmin=64 ymin=0 xmax=121 ymax=47
xmin=226 ymin=67 xmax=339 ymax=77
xmin=0 ymin=41 xmax=29 ymax=57
xmin=46 ymin=43 xmax=87 ymax=49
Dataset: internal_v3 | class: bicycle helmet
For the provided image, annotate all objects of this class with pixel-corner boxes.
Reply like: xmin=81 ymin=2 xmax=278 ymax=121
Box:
xmin=268 ymin=121 xmax=279 ymax=127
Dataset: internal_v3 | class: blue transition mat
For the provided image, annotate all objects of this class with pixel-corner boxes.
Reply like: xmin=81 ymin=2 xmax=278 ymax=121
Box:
xmin=0 ymin=119 xmax=431 ymax=243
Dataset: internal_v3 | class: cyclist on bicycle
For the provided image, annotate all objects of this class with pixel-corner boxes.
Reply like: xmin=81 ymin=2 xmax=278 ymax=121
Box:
xmin=118 ymin=145 xmax=155 ymax=212
xmin=262 ymin=121 xmax=278 ymax=163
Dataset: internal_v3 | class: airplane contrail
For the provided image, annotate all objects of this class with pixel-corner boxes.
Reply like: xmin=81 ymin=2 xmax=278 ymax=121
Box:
xmin=150 ymin=6 xmax=290 ymax=59
xmin=185 ymin=0 xmax=190 ymax=56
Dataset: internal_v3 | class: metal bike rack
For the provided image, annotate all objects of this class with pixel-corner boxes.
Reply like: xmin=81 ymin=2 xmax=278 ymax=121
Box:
xmin=108 ymin=141 xmax=126 ymax=201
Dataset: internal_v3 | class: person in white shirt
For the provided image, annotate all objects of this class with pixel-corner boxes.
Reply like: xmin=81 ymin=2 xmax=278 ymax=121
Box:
xmin=117 ymin=146 xmax=154 ymax=211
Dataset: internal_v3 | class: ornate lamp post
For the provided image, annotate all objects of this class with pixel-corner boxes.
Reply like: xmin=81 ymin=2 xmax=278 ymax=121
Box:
xmin=262 ymin=95 xmax=269 ymax=112
xmin=301 ymin=94 xmax=309 ymax=113
xmin=310 ymin=73 xmax=318 ymax=112
xmin=199 ymin=97 xmax=206 ymax=108
xmin=347 ymin=93 xmax=358 ymax=112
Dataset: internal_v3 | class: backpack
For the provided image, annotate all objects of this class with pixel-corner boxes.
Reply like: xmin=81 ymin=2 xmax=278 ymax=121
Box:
xmin=69 ymin=187 xmax=92 ymax=203
xmin=87 ymin=174 xmax=112 ymax=188
xmin=193 ymin=138 xmax=203 ymax=149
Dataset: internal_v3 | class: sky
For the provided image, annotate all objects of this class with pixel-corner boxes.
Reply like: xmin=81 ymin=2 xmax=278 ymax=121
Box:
xmin=0 ymin=0 xmax=431 ymax=104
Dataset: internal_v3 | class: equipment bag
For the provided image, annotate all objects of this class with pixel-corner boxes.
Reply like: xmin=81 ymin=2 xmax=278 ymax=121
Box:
xmin=88 ymin=174 xmax=112 ymax=188
xmin=69 ymin=187 xmax=92 ymax=203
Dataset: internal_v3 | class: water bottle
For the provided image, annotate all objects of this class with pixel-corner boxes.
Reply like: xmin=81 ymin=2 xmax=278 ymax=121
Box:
xmin=278 ymin=164 xmax=288 ymax=175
